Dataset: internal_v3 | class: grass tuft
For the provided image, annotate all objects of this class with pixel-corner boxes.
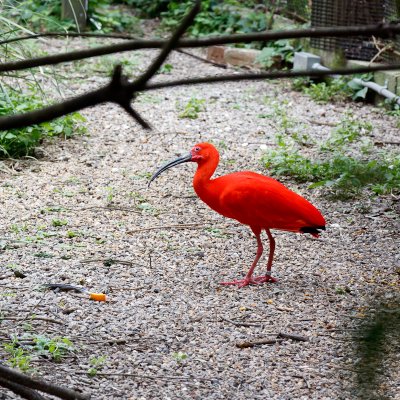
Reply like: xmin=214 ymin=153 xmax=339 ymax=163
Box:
xmin=262 ymin=115 xmax=400 ymax=199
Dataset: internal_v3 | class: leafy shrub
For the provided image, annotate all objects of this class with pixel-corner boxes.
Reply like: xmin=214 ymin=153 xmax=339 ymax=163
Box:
xmin=0 ymin=85 xmax=86 ymax=158
xmin=160 ymin=0 xmax=267 ymax=41
xmin=3 ymin=0 xmax=141 ymax=33
xmin=120 ymin=0 xmax=171 ymax=18
xmin=293 ymin=74 xmax=374 ymax=103
xmin=177 ymin=98 xmax=206 ymax=119
xmin=256 ymin=39 xmax=301 ymax=69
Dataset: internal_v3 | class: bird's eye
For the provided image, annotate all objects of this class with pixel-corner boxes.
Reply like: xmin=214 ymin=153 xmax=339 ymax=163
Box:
xmin=194 ymin=147 xmax=201 ymax=152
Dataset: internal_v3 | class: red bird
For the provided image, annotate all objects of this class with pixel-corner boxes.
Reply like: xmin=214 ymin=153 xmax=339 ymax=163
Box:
xmin=149 ymin=142 xmax=325 ymax=288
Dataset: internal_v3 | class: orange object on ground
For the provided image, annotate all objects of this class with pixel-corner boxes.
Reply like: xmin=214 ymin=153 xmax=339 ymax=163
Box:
xmin=44 ymin=284 xmax=107 ymax=302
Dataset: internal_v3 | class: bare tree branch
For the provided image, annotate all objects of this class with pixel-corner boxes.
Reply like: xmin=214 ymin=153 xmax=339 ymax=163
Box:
xmin=0 ymin=62 xmax=399 ymax=131
xmin=0 ymin=32 xmax=139 ymax=46
xmin=144 ymin=63 xmax=400 ymax=90
xmin=1 ymin=23 xmax=400 ymax=73
xmin=0 ymin=0 xmax=202 ymax=131
xmin=1 ymin=10 xmax=399 ymax=132
xmin=133 ymin=0 xmax=200 ymax=90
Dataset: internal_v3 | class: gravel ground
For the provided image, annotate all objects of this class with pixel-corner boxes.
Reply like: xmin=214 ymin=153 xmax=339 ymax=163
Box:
xmin=0 ymin=41 xmax=399 ymax=400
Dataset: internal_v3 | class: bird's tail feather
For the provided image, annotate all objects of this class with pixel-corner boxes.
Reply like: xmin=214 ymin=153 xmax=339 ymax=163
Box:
xmin=300 ymin=226 xmax=326 ymax=237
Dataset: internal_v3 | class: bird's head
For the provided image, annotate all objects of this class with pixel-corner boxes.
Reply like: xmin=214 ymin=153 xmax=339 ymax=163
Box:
xmin=148 ymin=142 xmax=217 ymax=186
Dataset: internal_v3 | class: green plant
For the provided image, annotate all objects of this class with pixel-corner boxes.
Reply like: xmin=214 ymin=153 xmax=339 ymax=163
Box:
xmin=0 ymin=84 xmax=86 ymax=158
xmin=87 ymin=355 xmax=107 ymax=377
xmin=160 ymin=1 xmax=267 ymax=45
xmin=32 ymin=335 xmax=73 ymax=362
xmin=158 ymin=63 xmax=174 ymax=74
xmin=256 ymin=39 xmax=301 ymax=69
xmin=178 ymin=98 xmax=206 ymax=119
xmin=52 ymin=219 xmax=68 ymax=227
xmin=121 ymin=0 xmax=171 ymax=18
xmin=172 ymin=351 xmax=188 ymax=363
xmin=262 ymin=115 xmax=400 ymax=199
xmin=205 ymin=227 xmax=230 ymax=238
xmin=89 ymin=1 xmax=142 ymax=33
xmin=66 ymin=230 xmax=78 ymax=238
xmin=34 ymin=252 xmax=54 ymax=258
xmin=321 ymin=116 xmax=372 ymax=151
xmin=4 ymin=339 xmax=32 ymax=372
xmin=105 ymin=186 xmax=114 ymax=204
xmin=294 ymin=74 xmax=373 ymax=103
xmin=3 ymin=0 xmax=142 ymax=33
xmin=303 ymin=79 xmax=351 ymax=103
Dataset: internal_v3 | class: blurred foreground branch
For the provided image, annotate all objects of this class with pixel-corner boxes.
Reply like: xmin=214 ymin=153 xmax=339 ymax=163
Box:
xmin=1 ymin=23 xmax=400 ymax=72
xmin=1 ymin=62 xmax=399 ymax=131
xmin=355 ymin=301 xmax=400 ymax=400
xmin=0 ymin=363 xmax=90 ymax=400
xmin=0 ymin=6 xmax=399 ymax=131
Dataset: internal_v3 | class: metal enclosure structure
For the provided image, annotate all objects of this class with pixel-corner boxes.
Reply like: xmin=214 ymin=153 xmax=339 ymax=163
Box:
xmin=311 ymin=0 xmax=399 ymax=62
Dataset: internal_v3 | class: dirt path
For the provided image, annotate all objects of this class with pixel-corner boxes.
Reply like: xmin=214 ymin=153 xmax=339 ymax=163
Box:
xmin=1 ymin=43 xmax=399 ymax=399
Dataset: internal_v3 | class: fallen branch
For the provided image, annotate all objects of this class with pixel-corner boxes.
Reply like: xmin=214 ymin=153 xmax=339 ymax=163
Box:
xmin=79 ymin=258 xmax=143 ymax=267
xmin=236 ymin=338 xmax=283 ymax=348
xmin=222 ymin=317 xmax=264 ymax=327
xmin=176 ymin=48 xmax=227 ymax=69
xmin=236 ymin=331 xmax=308 ymax=348
xmin=127 ymin=223 xmax=202 ymax=233
xmin=75 ymin=370 xmax=215 ymax=383
xmin=278 ymin=332 xmax=308 ymax=342
xmin=73 ymin=205 xmax=141 ymax=213
xmin=0 ymin=316 xmax=64 ymax=325
xmin=0 ymin=364 xmax=90 ymax=400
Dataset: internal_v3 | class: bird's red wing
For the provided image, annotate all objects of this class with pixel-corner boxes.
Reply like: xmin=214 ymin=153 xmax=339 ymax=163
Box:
xmin=213 ymin=172 xmax=324 ymax=231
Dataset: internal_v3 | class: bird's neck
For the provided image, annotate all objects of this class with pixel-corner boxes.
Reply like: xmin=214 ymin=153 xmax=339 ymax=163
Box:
xmin=192 ymin=155 xmax=219 ymax=196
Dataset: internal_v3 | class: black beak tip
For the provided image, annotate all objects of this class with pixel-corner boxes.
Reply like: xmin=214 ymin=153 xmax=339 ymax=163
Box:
xmin=147 ymin=153 xmax=192 ymax=188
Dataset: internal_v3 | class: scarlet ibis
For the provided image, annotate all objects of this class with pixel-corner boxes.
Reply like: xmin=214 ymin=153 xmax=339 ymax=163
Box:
xmin=149 ymin=142 xmax=325 ymax=288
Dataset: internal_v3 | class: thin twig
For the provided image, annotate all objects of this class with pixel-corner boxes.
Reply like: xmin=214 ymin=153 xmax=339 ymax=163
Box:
xmin=278 ymin=332 xmax=308 ymax=342
xmin=16 ymin=292 xmax=48 ymax=327
xmin=176 ymin=49 xmax=227 ymax=69
xmin=370 ymin=35 xmax=393 ymax=64
xmin=307 ymin=119 xmax=337 ymax=127
xmin=79 ymin=258 xmax=144 ymax=267
xmin=127 ymin=223 xmax=202 ymax=233
xmin=70 ymin=205 xmax=141 ymax=213
xmin=144 ymin=63 xmax=400 ymax=91
xmin=75 ymin=370 xmax=215 ymax=383
xmin=236 ymin=338 xmax=284 ymax=348
xmin=222 ymin=317 xmax=264 ymax=327
xmin=133 ymin=0 xmax=201 ymax=90
xmin=0 ymin=317 xmax=64 ymax=325
xmin=0 ymin=31 xmax=140 ymax=46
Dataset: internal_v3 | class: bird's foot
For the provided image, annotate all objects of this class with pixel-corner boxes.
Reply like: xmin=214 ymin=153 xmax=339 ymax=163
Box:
xmin=220 ymin=275 xmax=277 ymax=288
xmin=252 ymin=275 xmax=277 ymax=284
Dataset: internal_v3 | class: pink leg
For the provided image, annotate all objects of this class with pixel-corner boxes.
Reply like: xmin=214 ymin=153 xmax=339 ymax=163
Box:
xmin=253 ymin=229 xmax=277 ymax=284
xmin=221 ymin=227 xmax=277 ymax=288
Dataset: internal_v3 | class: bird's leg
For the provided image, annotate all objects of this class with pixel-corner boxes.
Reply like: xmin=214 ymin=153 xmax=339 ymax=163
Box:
xmin=253 ymin=228 xmax=277 ymax=284
xmin=221 ymin=227 xmax=265 ymax=288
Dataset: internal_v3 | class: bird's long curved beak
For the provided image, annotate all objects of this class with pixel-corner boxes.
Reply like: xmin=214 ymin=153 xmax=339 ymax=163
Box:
xmin=148 ymin=153 xmax=192 ymax=187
